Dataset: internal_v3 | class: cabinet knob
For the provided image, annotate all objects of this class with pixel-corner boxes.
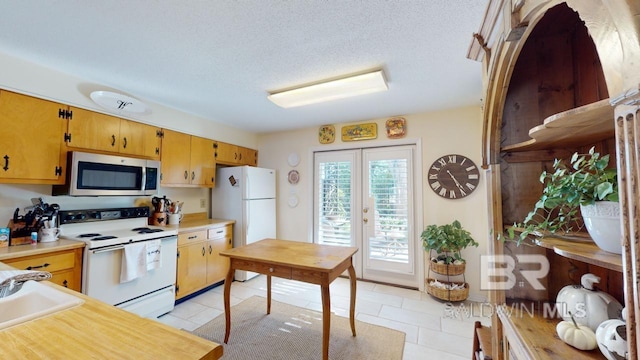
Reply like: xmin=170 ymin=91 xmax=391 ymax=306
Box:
xmin=123 ymin=137 xmax=127 ymax=149
xmin=269 ymin=267 xmax=274 ymax=273
xmin=202 ymin=247 xmax=206 ymax=256
xmin=111 ymin=134 xmax=116 ymax=147
xmin=184 ymin=171 xmax=188 ymax=179
xmin=63 ymin=280 xmax=68 ymax=288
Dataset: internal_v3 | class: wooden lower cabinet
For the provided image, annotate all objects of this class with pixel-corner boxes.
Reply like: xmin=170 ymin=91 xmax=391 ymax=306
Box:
xmin=206 ymin=226 xmax=232 ymax=284
xmin=3 ymin=247 xmax=83 ymax=292
xmin=175 ymin=224 xmax=232 ymax=300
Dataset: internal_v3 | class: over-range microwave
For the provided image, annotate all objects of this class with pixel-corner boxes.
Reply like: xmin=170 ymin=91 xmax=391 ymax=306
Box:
xmin=53 ymin=151 xmax=160 ymax=196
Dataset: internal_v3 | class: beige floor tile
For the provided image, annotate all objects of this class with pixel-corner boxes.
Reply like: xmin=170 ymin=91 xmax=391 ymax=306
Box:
xmin=161 ymin=275 xmax=474 ymax=359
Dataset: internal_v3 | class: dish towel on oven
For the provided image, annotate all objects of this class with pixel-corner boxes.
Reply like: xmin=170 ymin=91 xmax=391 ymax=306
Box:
xmin=120 ymin=241 xmax=148 ymax=283
xmin=146 ymin=239 xmax=162 ymax=271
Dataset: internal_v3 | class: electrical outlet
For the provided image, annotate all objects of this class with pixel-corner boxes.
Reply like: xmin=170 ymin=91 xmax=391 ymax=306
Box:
xmin=200 ymin=199 xmax=206 ymax=208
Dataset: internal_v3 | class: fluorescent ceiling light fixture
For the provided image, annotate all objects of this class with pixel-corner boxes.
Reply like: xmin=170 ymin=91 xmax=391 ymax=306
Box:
xmin=268 ymin=70 xmax=388 ymax=108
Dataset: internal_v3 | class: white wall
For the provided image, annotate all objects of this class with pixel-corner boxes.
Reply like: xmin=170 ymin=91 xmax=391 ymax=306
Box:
xmin=257 ymin=106 xmax=488 ymax=301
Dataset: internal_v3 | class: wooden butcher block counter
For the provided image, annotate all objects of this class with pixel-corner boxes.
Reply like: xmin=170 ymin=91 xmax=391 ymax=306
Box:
xmin=0 ymin=265 xmax=222 ymax=359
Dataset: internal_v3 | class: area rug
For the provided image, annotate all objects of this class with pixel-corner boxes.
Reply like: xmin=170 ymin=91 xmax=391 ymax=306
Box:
xmin=192 ymin=296 xmax=405 ymax=359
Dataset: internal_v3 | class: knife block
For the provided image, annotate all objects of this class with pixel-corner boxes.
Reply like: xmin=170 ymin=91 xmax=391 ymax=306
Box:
xmin=7 ymin=219 xmax=35 ymax=246
xmin=150 ymin=212 xmax=167 ymax=226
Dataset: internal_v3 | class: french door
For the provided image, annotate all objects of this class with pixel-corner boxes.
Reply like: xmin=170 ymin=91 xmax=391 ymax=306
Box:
xmin=313 ymin=145 xmax=418 ymax=287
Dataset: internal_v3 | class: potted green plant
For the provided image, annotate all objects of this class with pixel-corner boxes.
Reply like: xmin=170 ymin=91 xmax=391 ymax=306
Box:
xmin=421 ymin=220 xmax=478 ymax=301
xmin=421 ymin=220 xmax=479 ymax=263
xmin=504 ymin=147 xmax=620 ymax=253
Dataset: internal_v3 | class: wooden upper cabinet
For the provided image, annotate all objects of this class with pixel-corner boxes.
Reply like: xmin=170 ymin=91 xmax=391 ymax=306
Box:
xmin=189 ymin=136 xmax=216 ymax=187
xmin=160 ymin=129 xmax=191 ymax=186
xmin=119 ymin=119 xmax=161 ymax=159
xmin=67 ymin=107 xmax=121 ymax=152
xmin=161 ymin=131 xmax=215 ymax=187
xmin=67 ymin=107 xmax=161 ymax=159
xmin=240 ymin=146 xmax=258 ymax=166
xmin=0 ymin=90 xmax=66 ymax=184
xmin=214 ymin=141 xmax=257 ymax=166
xmin=214 ymin=141 xmax=238 ymax=164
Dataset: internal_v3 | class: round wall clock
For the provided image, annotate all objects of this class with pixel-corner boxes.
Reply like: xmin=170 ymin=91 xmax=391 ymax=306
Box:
xmin=427 ymin=154 xmax=480 ymax=199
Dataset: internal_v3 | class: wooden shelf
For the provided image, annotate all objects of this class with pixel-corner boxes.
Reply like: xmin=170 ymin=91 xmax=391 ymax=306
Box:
xmin=474 ymin=321 xmax=493 ymax=360
xmin=505 ymin=227 xmax=623 ymax=272
xmin=534 ymin=236 xmax=623 ymax=272
xmin=502 ymin=99 xmax=614 ymax=152
xmin=499 ymin=307 xmax=605 ymax=359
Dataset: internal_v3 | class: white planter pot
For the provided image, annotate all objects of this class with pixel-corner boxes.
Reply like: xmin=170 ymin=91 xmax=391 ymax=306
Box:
xmin=580 ymin=201 xmax=623 ymax=254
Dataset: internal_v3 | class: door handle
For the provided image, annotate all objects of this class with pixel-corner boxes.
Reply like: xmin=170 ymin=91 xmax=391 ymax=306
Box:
xmin=184 ymin=170 xmax=188 ymax=180
xmin=123 ymin=137 xmax=127 ymax=149
xmin=111 ymin=134 xmax=116 ymax=147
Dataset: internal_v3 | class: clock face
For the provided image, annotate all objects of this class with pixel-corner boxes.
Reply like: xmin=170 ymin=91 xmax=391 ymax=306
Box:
xmin=427 ymin=154 xmax=480 ymax=199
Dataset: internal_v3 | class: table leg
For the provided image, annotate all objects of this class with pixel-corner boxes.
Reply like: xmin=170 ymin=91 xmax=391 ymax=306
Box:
xmin=267 ymin=274 xmax=271 ymax=314
xmin=348 ymin=262 xmax=357 ymax=336
xmin=321 ymin=284 xmax=330 ymax=360
xmin=223 ymin=264 xmax=234 ymax=344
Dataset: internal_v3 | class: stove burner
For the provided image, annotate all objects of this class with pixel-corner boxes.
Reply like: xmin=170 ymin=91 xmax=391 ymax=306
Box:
xmin=92 ymin=236 xmax=118 ymax=241
xmin=79 ymin=233 xmax=102 ymax=238
xmin=132 ymin=227 xmax=164 ymax=234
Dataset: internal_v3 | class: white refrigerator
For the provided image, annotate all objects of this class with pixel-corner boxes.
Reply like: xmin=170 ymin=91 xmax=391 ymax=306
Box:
xmin=211 ymin=166 xmax=276 ymax=281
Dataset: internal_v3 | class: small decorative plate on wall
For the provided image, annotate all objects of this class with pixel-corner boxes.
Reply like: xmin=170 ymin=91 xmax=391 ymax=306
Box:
xmin=288 ymin=170 xmax=300 ymax=185
xmin=287 ymin=152 xmax=300 ymax=167
xmin=341 ymin=123 xmax=377 ymax=141
xmin=386 ymin=117 xmax=406 ymax=138
xmin=319 ymin=125 xmax=335 ymax=144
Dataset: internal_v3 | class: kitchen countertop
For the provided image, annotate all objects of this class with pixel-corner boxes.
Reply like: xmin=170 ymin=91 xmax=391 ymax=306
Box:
xmin=0 ymin=239 xmax=85 ymax=261
xmin=166 ymin=217 xmax=235 ymax=232
xmin=0 ymin=261 xmax=223 ymax=359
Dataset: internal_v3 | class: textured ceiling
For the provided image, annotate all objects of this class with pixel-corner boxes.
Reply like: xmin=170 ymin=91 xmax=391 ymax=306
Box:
xmin=0 ymin=1 xmax=486 ymax=134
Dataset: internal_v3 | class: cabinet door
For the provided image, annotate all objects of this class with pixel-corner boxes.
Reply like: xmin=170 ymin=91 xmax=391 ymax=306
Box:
xmin=189 ymin=136 xmax=215 ymax=187
xmin=206 ymin=226 xmax=232 ymax=284
xmin=214 ymin=141 xmax=240 ymax=165
xmin=119 ymin=120 xmax=161 ymax=159
xmin=176 ymin=242 xmax=207 ymax=299
xmin=67 ymin=107 xmax=121 ymax=152
xmin=0 ymin=91 xmax=66 ymax=183
xmin=160 ymin=129 xmax=191 ymax=185
xmin=50 ymin=268 xmax=81 ymax=292
xmin=240 ymin=146 xmax=258 ymax=166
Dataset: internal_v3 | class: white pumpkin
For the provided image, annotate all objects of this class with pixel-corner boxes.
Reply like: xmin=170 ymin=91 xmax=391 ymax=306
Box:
xmin=556 ymin=313 xmax=598 ymax=351
xmin=556 ymin=273 xmax=623 ymax=331
xmin=596 ymin=318 xmax=627 ymax=360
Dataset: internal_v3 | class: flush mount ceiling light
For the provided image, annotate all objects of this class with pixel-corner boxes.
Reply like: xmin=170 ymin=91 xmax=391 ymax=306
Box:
xmin=90 ymin=91 xmax=150 ymax=114
xmin=268 ymin=70 xmax=388 ymax=108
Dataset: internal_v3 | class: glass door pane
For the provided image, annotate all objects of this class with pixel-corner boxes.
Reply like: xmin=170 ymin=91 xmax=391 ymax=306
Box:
xmin=314 ymin=150 xmax=359 ymax=246
xmin=363 ymin=146 xmax=416 ymax=283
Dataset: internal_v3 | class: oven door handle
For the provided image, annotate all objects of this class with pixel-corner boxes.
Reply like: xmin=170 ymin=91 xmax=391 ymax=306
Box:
xmin=92 ymin=245 xmax=126 ymax=254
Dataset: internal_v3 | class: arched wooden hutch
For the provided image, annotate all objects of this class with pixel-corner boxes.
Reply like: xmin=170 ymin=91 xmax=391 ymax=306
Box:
xmin=468 ymin=0 xmax=640 ymax=359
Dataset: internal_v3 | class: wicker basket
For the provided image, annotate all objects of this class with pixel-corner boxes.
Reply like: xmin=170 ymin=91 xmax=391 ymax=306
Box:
xmin=425 ymin=278 xmax=469 ymax=301
xmin=430 ymin=260 xmax=465 ymax=276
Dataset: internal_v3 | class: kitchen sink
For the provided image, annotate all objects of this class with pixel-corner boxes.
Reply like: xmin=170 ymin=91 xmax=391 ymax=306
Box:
xmin=0 ymin=280 xmax=84 ymax=330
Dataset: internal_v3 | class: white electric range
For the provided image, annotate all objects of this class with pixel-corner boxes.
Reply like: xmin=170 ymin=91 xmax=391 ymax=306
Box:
xmin=59 ymin=206 xmax=178 ymax=318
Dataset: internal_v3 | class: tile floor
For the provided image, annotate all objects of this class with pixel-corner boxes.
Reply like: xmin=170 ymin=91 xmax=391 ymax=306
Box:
xmin=156 ymin=275 xmax=490 ymax=359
